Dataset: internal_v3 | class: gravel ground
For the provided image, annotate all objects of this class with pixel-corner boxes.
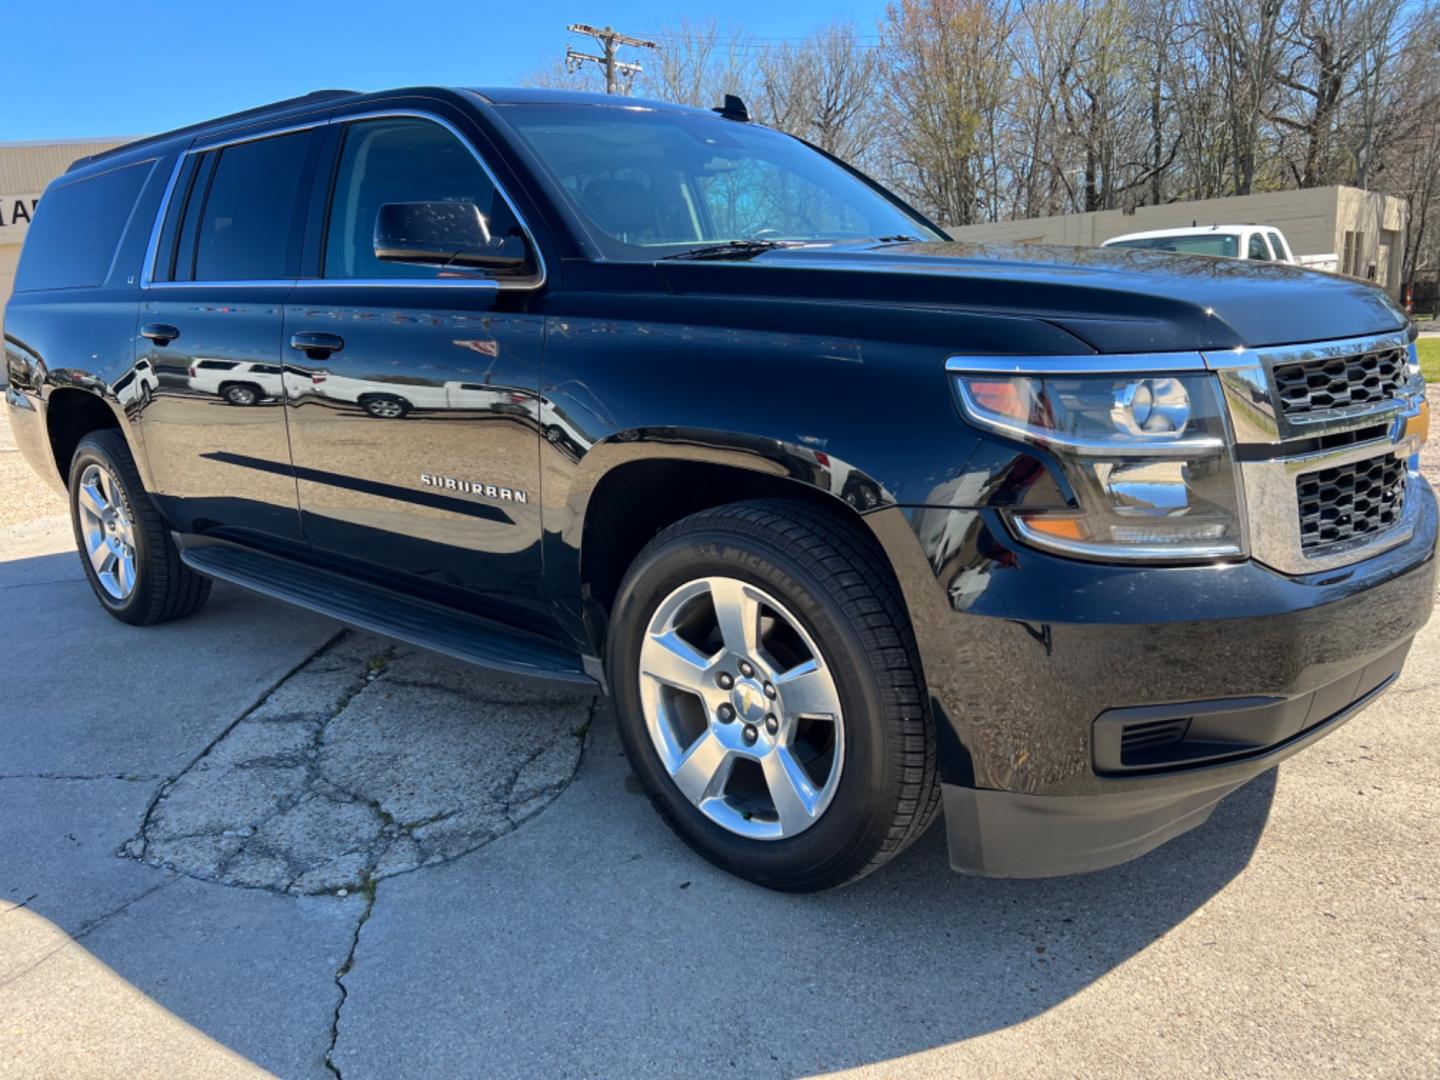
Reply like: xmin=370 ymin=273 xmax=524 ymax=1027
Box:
xmin=0 ymin=410 xmax=64 ymax=529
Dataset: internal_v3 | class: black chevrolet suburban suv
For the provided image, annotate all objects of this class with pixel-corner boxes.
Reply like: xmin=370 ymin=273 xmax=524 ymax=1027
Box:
xmin=5 ymin=87 xmax=1434 ymax=891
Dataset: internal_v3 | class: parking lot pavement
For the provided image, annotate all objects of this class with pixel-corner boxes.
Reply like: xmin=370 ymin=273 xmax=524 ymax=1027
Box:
xmin=2 ymin=399 xmax=1437 ymax=1078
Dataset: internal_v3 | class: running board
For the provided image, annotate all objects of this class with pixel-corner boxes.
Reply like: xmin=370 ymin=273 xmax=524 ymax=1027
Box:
xmin=180 ymin=543 xmax=598 ymax=688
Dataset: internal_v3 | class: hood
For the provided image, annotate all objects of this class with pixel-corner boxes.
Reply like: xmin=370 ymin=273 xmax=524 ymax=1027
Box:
xmin=657 ymin=240 xmax=1409 ymax=354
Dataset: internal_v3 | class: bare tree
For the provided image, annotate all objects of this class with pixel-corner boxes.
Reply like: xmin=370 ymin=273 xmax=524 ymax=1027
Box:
xmin=877 ymin=0 xmax=1015 ymax=224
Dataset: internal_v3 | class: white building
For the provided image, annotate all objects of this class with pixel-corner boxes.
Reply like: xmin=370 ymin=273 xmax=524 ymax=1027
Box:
xmin=945 ymin=185 xmax=1407 ymax=297
xmin=1 ymin=138 xmax=131 ymax=311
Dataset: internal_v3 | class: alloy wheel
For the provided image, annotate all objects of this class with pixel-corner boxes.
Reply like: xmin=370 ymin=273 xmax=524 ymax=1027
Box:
xmin=76 ymin=463 xmax=138 ymax=600
xmin=367 ymin=399 xmax=405 ymax=418
xmin=638 ymin=576 xmax=845 ymax=840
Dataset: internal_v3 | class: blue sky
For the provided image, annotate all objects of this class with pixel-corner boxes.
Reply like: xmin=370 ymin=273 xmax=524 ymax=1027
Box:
xmin=8 ymin=1 xmax=889 ymax=141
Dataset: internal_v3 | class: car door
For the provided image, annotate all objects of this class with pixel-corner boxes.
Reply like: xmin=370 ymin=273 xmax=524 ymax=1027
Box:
xmin=137 ymin=122 xmax=325 ymax=544
xmin=283 ymin=108 xmax=548 ymax=624
xmin=1247 ymin=231 xmax=1274 ymax=262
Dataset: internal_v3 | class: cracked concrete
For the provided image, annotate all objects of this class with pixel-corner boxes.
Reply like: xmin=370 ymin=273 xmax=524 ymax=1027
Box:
xmin=5 ymin=395 xmax=1440 ymax=1078
xmin=126 ymin=631 xmax=595 ymax=895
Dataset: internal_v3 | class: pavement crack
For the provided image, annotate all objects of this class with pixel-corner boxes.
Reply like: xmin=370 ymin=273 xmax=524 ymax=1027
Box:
xmin=0 ymin=772 xmax=159 ymax=782
xmin=1 ymin=894 xmax=40 ymax=918
xmin=124 ymin=633 xmax=592 ymax=895
xmin=0 ymin=576 xmax=86 ymax=591
xmin=125 ymin=630 xmax=350 ymax=864
xmin=324 ymin=881 xmax=377 ymax=1080
xmin=0 ymin=876 xmax=176 ymax=989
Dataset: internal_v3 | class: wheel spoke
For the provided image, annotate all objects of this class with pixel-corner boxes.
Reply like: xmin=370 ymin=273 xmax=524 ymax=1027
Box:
xmin=97 ymin=469 xmax=117 ymax=506
xmin=640 ymin=631 xmax=714 ymax=693
xmin=707 ymin=577 xmax=762 ymax=658
xmin=762 ymin=747 xmax=820 ymax=834
xmin=79 ymin=479 xmax=107 ymax=518
xmin=774 ymin=659 xmax=841 ymax=718
xmin=669 ymin=731 xmax=733 ymax=805
xmin=116 ymin=551 xmax=135 ymax=594
xmin=88 ymin=536 xmax=114 ymax=574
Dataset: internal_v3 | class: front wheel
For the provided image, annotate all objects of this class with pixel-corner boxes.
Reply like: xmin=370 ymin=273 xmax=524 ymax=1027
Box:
xmin=607 ymin=500 xmax=940 ymax=891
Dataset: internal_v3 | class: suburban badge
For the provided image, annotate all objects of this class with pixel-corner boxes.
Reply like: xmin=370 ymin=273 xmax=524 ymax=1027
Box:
xmin=420 ymin=472 xmax=528 ymax=503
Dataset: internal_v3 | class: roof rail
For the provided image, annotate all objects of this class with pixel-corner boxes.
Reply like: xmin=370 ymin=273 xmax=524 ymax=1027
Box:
xmin=66 ymin=89 xmax=359 ymax=172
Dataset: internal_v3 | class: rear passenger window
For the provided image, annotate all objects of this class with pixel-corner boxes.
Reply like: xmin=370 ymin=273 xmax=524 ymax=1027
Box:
xmin=323 ymin=118 xmax=509 ymax=280
xmin=14 ymin=160 xmax=153 ymax=292
xmin=175 ymin=130 xmax=313 ymax=282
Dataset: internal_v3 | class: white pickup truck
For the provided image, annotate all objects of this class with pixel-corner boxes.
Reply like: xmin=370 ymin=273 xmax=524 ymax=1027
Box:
xmin=1102 ymin=224 xmax=1339 ymax=273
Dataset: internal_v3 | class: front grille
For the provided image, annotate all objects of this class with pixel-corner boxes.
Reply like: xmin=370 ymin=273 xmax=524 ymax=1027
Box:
xmin=1273 ymin=346 xmax=1407 ymax=419
xmin=1296 ymin=453 xmax=1406 ymax=552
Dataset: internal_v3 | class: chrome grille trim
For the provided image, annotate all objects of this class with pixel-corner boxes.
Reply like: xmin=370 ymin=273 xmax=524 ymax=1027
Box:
xmin=1203 ymin=332 xmax=1415 ymax=444
xmin=1205 ymin=331 xmax=1425 ymax=575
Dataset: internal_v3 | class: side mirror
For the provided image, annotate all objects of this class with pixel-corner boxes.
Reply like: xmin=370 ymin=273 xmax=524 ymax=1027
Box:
xmin=373 ymin=201 xmax=530 ymax=273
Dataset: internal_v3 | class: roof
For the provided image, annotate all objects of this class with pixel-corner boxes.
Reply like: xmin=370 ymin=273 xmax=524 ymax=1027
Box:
xmin=66 ymin=86 xmax=732 ymax=177
xmin=467 ymin=86 xmax=723 ymax=117
xmin=66 ymin=89 xmax=361 ymax=173
xmin=1103 ymin=224 xmax=1278 ymax=244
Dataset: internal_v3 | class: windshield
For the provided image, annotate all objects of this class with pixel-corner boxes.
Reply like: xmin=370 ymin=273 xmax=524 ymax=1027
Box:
xmin=496 ymin=104 xmax=941 ymax=258
xmin=1106 ymin=234 xmax=1240 ymax=258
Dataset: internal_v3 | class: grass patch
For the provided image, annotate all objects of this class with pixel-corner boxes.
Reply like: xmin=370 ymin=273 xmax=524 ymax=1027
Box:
xmin=1418 ymin=338 xmax=1440 ymax=383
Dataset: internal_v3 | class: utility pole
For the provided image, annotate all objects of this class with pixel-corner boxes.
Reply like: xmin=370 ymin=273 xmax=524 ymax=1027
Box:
xmin=565 ymin=24 xmax=657 ymax=95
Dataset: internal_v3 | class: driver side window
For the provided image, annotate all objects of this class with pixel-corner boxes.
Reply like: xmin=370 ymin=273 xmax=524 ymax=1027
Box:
xmin=1247 ymin=233 xmax=1273 ymax=261
xmin=323 ymin=117 xmax=514 ymax=279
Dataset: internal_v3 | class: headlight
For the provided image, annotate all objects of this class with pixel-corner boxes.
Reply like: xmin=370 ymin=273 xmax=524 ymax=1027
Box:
xmin=953 ymin=370 xmax=1245 ymax=560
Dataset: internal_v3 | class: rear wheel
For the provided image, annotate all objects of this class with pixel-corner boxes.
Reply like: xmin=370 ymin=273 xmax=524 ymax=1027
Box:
xmin=608 ymin=499 xmax=940 ymax=891
xmin=68 ymin=430 xmax=211 ymax=625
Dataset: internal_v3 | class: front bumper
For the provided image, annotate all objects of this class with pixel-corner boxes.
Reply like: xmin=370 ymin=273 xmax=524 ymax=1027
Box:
xmin=867 ymin=474 xmax=1437 ymax=878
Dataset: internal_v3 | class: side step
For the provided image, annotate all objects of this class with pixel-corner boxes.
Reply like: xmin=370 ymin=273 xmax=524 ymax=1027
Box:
xmin=180 ymin=543 xmax=598 ymax=688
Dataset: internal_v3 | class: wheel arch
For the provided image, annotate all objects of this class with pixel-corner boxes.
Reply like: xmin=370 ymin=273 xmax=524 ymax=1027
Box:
xmin=43 ymin=386 xmax=134 ymax=487
xmin=559 ymin=437 xmax=908 ymax=662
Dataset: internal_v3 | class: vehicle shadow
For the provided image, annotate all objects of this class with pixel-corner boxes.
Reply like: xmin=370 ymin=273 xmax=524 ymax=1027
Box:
xmin=0 ymin=543 xmax=1279 ymax=1076
xmin=802 ymin=768 xmax=1277 ymax=1062
xmin=311 ymin=709 xmax=1282 ymax=1077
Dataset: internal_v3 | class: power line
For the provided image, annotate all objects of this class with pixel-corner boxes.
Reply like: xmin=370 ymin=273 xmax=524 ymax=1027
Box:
xmin=565 ymin=23 xmax=658 ymax=94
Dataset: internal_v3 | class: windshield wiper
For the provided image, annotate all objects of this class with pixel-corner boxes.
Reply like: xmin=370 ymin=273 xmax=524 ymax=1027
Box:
xmin=661 ymin=239 xmax=803 ymax=262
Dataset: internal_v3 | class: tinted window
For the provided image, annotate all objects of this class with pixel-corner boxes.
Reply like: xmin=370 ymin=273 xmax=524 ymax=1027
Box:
xmin=190 ymin=131 xmax=311 ymax=281
xmin=324 ymin=118 xmax=506 ymax=280
xmin=15 ymin=160 xmax=153 ymax=292
xmin=1266 ymin=230 xmax=1291 ymax=260
xmin=501 ymin=105 xmax=939 ymax=258
xmin=1247 ymin=233 xmax=1272 ymax=261
xmin=1107 ymin=234 xmax=1240 ymax=258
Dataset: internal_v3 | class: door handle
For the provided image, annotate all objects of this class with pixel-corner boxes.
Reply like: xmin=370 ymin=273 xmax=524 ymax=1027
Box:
xmin=140 ymin=323 xmax=180 ymax=346
xmin=289 ymin=331 xmax=345 ymax=359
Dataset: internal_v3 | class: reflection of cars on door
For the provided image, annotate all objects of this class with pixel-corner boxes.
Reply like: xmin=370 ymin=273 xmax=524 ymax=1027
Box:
xmin=187 ymin=359 xmax=285 ymax=405
xmin=293 ymin=371 xmax=528 ymax=418
xmin=7 ymin=85 xmax=1434 ymax=894
xmin=112 ymin=359 xmax=157 ymax=408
